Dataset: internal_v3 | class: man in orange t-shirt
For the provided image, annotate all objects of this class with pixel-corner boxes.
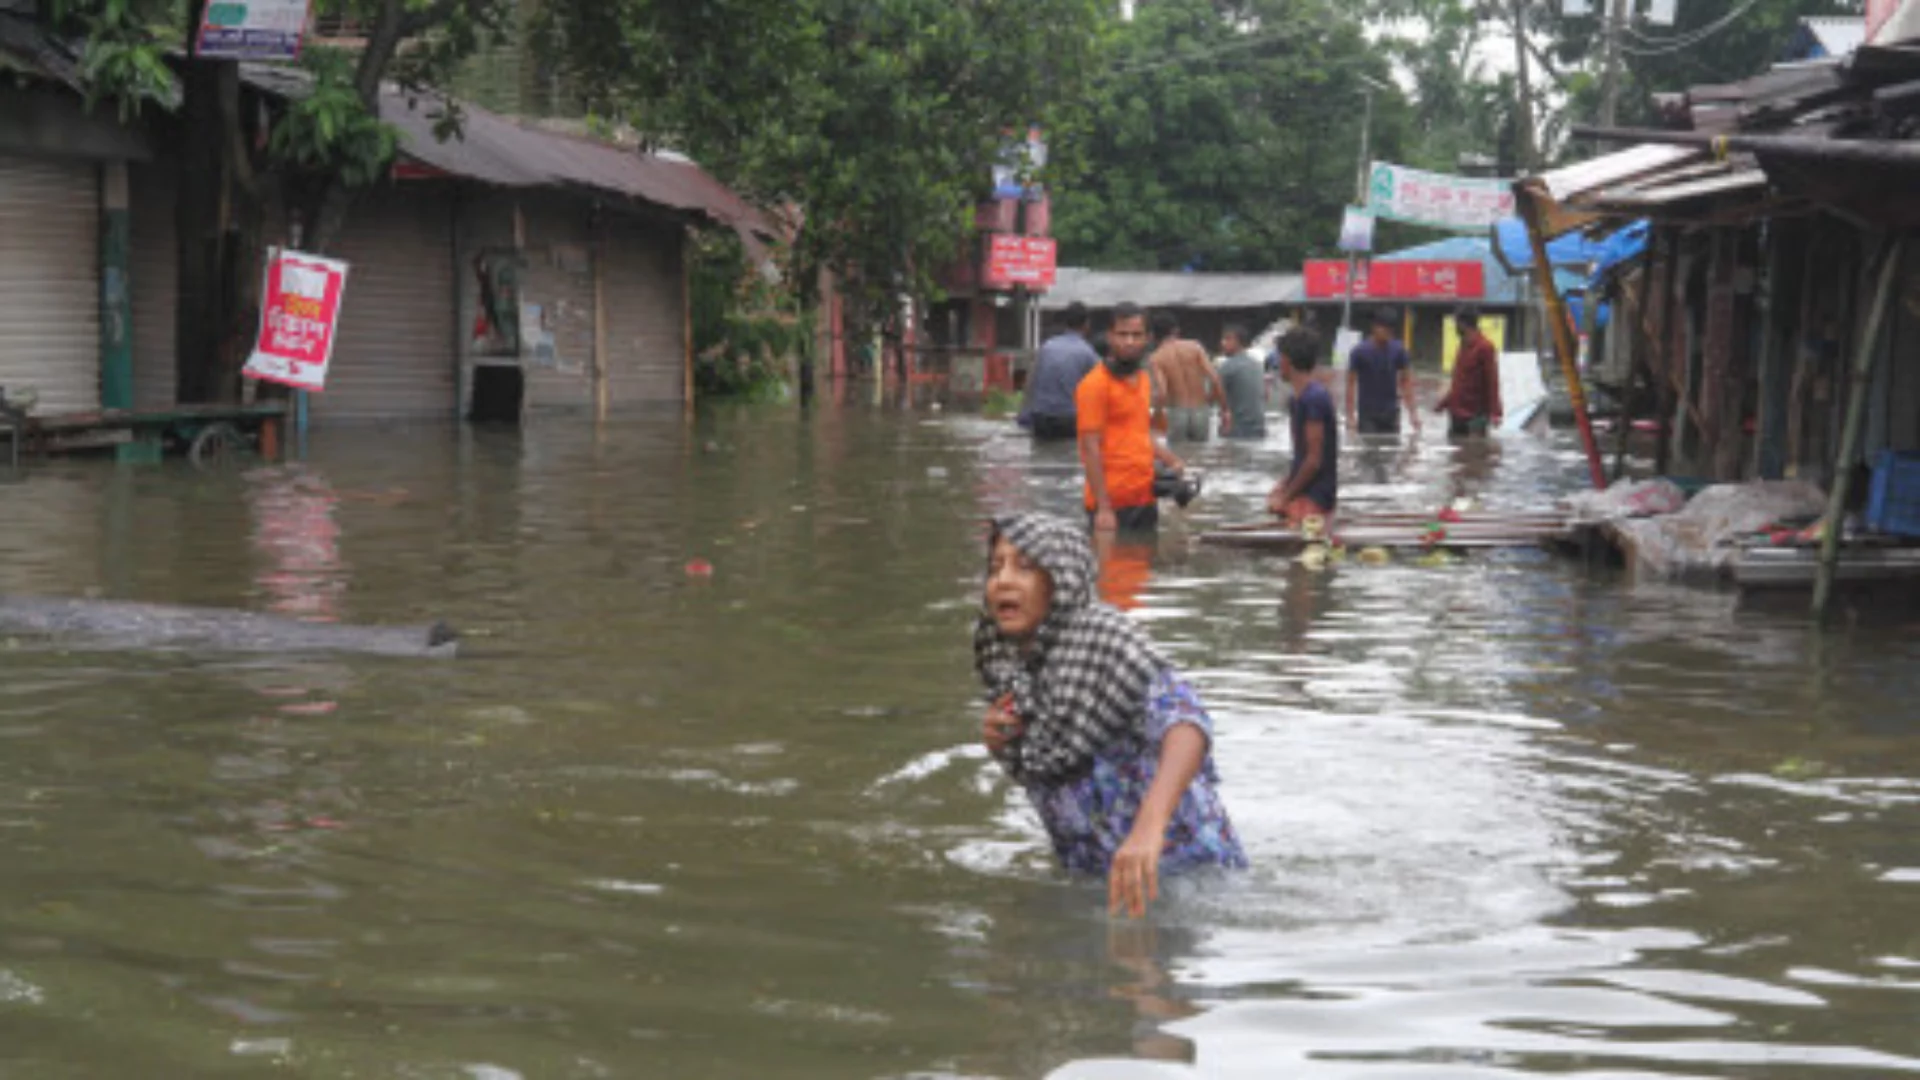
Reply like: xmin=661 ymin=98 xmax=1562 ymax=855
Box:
xmin=1078 ymin=303 xmax=1191 ymax=533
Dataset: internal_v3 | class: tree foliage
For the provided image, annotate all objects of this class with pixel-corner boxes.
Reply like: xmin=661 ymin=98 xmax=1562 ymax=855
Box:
xmin=1050 ymin=0 xmax=1406 ymax=272
xmin=1540 ymin=0 xmax=1859 ymax=132
xmin=539 ymin=0 xmax=1108 ymax=333
xmin=1368 ymin=0 xmax=1863 ymax=172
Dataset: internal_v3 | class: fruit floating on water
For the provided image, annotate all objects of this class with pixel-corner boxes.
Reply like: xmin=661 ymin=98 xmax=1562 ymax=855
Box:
xmin=1358 ymin=546 xmax=1391 ymax=566
xmin=1416 ymin=550 xmax=1457 ymax=568
xmin=1296 ymin=544 xmax=1329 ymax=570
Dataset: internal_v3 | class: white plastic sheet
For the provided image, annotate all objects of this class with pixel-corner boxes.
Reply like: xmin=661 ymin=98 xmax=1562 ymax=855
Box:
xmin=1607 ymin=481 xmax=1828 ymax=580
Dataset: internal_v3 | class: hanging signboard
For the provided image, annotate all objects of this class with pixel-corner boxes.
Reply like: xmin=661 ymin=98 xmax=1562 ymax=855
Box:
xmin=1304 ymin=260 xmax=1486 ymax=301
xmin=992 ymin=127 xmax=1048 ymax=201
xmin=982 ymin=234 xmax=1058 ymax=291
xmin=195 ymin=0 xmax=312 ymax=61
xmin=1337 ymin=207 xmax=1376 ymax=254
xmin=1366 ymin=161 xmax=1516 ymax=232
xmin=243 ymin=249 xmax=349 ymax=393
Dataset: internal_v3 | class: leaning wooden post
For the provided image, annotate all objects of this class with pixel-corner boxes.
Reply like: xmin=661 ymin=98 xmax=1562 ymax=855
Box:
xmin=1516 ymin=181 xmax=1608 ymax=490
xmin=1813 ymin=236 xmax=1904 ymax=621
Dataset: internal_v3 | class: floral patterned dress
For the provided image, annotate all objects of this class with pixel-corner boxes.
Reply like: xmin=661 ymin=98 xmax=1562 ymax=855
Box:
xmin=1023 ymin=670 xmax=1248 ymax=876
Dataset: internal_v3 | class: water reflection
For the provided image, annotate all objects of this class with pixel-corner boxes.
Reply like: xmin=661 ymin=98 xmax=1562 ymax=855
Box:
xmin=246 ymin=468 xmax=346 ymax=621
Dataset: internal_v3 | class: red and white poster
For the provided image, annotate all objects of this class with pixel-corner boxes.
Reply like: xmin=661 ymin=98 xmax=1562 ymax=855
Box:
xmin=1304 ymin=259 xmax=1485 ymax=301
xmin=982 ymin=234 xmax=1058 ymax=291
xmin=243 ymin=249 xmax=349 ymax=393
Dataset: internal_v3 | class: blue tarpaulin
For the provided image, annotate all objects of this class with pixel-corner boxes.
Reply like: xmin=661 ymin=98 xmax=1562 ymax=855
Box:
xmin=1492 ymin=217 xmax=1607 ymax=272
xmin=1587 ymin=220 xmax=1651 ymax=293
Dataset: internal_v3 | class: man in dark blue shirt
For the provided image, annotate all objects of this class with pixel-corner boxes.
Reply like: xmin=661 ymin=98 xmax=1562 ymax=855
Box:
xmin=1019 ymin=302 xmax=1101 ymax=440
xmin=1344 ymin=306 xmax=1421 ymax=436
xmin=1268 ymin=327 xmax=1338 ymax=525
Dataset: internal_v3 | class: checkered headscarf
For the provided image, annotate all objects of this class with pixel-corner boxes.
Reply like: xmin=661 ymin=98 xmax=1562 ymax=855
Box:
xmin=973 ymin=514 xmax=1166 ymax=786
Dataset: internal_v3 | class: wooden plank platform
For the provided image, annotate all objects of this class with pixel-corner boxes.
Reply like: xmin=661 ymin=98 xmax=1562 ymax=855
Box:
xmin=1202 ymin=511 xmax=1577 ymax=554
xmin=24 ymin=402 xmax=288 ymax=433
xmin=1734 ymin=546 xmax=1920 ymax=589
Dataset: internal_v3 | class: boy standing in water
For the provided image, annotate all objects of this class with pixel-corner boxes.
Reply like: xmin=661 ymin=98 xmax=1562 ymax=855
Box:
xmin=1346 ymin=306 xmax=1420 ymax=436
xmin=1267 ymin=327 xmax=1338 ymax=526
xmin=1148 ymin=313 xmax=1230 ymax=442
xmin=1216 ymin=324 xmax=1267 ymax=440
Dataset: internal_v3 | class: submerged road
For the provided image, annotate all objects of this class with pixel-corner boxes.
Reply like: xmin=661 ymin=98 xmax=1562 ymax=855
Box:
xmin=0 ymin=405 xmax=1914 ymax=1078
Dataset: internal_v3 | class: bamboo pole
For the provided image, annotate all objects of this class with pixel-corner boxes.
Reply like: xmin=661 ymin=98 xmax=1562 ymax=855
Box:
xmin=1813 ymin=236 xmax=1904 ymax=620
xmin=1518 ymin=182 xmax=1608 ymax=490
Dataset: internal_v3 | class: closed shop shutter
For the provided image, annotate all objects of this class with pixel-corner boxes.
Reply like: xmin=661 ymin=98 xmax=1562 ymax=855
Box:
xmin=519 ymin=194 xmax=597 ymax=412
xmin=0 ymin=156 xmax=99 ymax=415
xmin=314 ymin=185 xmax=457 ymax=423
xmin=128 ymin=162 xmax=178 ymax=410
xmin=604 ymin=216 xmax=686 ymax=407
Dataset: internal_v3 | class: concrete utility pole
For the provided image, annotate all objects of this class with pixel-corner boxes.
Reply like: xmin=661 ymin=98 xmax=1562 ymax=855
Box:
xmin=1599 ymin=0 xmax=1630 ymax=129
xmin=1510 ymin=0 xmax=1538 ymax=172
xmin=1341 ymin=82 xmax=1377 ymax=335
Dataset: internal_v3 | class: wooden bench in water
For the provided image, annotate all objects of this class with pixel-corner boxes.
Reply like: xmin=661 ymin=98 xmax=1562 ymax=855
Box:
xmin=6 ymin=402 xmax=289 ymax=463
xmin=1201 ymin=510 xmax=1578 ymax=554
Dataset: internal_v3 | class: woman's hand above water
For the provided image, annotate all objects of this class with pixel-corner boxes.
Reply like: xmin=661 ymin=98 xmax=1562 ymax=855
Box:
xmin=1110 ymin=820 xmax=1166 ymax=919
xmin=983 ymin=697 xmax=1024 ymax=757
xmin=1110 ymin=723 xmax=1209 ymax=919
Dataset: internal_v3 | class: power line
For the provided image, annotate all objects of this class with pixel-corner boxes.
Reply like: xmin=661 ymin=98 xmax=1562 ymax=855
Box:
xmin=1095 ymin=10 xmax=1372 ymax=80
xmin=1619 ymin=0 xmax=1767 ymax=56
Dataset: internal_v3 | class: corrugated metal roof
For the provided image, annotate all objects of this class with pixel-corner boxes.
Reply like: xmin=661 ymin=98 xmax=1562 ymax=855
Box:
xmin=240 ymin=65 xmax=773 ymax=239
xmin=1540 ymin=144 xmax=1703 ymax=203
xmin=1037 ymin=269 xmax=1302 ymax=311
xmin=1375 ymin=235 xmax=1584 ymax=305
xmin=0 ymin=12 xmax=83 ymax=90
xmin=384 ymin=89 xmax=774 ymax=237
xmin=1592 ymin=169 xmax=1769 ymax=207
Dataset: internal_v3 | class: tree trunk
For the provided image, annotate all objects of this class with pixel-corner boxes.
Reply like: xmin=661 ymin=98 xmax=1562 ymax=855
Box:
xmin=299 ymin=0 xmax=407 ymax=254
xmin=175 ymin=0 xmax=240 ymax=404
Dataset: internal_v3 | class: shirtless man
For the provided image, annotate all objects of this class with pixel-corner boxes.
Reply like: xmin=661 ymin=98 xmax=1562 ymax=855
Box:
xmin=1148 ymin=312 xmax=1230 ymax=442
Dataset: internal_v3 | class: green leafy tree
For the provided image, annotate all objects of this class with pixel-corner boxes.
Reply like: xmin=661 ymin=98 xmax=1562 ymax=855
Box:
xmin=1049 ymin=0 xmax=1406 ymax=272
xmin=1367 ymin=0 xmax=1863 ymax=174
xmin=538 ymin=0 xmax=1109 ymax=362
xmin=1366 ymin=0 xmax=1515 ymax=173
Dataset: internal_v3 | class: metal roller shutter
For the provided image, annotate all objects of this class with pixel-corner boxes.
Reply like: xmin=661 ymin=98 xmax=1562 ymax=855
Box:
xmin=0 ymin=156 xmax=99 ymax=415
xmin=519 ymin=194 xmax=596 ymax=412
xmin=603 ymin=216 xmax=686 ymax=407
xmin=128 ymin=162 xmax=178 ymax=410
xmin=313 ymin=185 xmax=457 ymax=423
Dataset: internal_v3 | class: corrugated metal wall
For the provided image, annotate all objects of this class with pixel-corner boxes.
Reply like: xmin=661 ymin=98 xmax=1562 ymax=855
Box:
xmin=519 ymin=194 xmax=597 ymax=412
xmin=0 ymin=155 xmax=99 ymax=415
xmin=128 ymin=161 xmax=178 ymax=410
xmin=603 ymin=215 xmax=685 ymax=407
xmin=313 ymin=184 xmax=458 ymax=423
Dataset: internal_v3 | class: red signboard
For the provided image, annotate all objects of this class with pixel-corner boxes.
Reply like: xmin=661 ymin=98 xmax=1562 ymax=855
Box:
xmin=982 ymin=234 xmax=1057 ymax=291
xmin=1303 ymin=259 xmax=1485 ymax=301
xmin=242 ymin=249 xmax=350 ymax=393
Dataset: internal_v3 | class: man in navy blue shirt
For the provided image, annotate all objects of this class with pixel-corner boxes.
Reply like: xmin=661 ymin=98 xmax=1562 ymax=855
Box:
xmin=1019 ymin=303 xmax=1102 ymax=440
xmin=1268 ymin=327 xmax=1338 ymax=526
xmin=1344 ymin=306 xmax=1421 ymax=436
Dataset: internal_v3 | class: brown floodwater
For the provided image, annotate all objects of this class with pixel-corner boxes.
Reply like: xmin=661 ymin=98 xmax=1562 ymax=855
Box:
xmin=0 ymin=401 xmax=1916 ymax=1079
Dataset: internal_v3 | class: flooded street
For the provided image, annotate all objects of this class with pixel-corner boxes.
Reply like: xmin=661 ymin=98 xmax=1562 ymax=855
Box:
xmin=2 ymin=403 xmax=1918 ymax=1079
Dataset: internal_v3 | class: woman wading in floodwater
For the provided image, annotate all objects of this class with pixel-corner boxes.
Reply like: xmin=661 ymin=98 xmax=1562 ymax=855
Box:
xmin=974 ymin=514 xmax=1246 ymax=916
